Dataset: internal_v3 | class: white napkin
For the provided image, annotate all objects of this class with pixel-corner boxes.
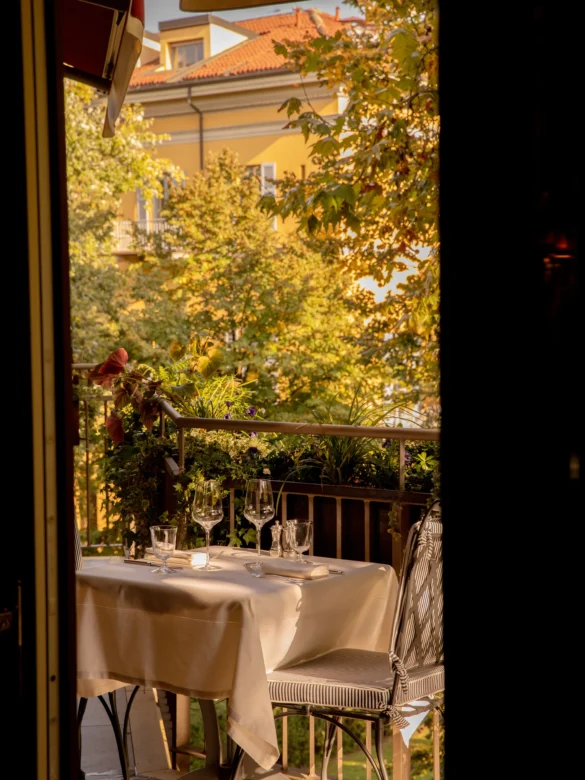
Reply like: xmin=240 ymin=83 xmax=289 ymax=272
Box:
xmin=399 ymin=700 xmax=434 ymax=746
xmin=260 ymin=559 xmax=329 ymax=580
xmin=144 ymin=553 xmax=192 ymax=567
xmin=145 ymin=547 xmax=193 ymax=560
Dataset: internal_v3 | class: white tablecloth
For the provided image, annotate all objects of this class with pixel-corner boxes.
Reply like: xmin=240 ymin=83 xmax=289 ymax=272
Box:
xmin=77 ymin=548 xmax=398 ymax=769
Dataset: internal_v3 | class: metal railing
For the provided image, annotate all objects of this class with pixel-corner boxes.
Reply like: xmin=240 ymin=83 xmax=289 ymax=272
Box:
xmin=113 ymin=218 xmax=168 ymax=253
xmin=72 ymin=364 xmax=442 ymax=778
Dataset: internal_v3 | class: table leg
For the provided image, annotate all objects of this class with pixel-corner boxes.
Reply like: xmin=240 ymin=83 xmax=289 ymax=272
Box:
xmin=78 ymin=697 xmax=88 ymax=779
xmin=200 ymin=698 xmax=224 ymax=769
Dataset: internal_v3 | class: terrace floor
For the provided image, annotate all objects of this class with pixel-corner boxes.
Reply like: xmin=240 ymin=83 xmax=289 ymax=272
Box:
xmin=80 ymin=685 xmax=181 ymax=779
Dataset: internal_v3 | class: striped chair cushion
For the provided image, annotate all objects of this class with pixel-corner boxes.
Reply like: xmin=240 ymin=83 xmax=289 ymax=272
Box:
xmin=268 ymin=649 xmax=443 ymax=710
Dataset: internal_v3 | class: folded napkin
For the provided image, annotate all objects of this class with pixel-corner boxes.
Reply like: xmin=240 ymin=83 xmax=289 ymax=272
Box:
xmin=261 ymin=559 xmax=329 ymax=580
xmin=145 ymin=548 xmax=193 ymax=560
xmin=145 ymin=553 xmax=193 ymax=567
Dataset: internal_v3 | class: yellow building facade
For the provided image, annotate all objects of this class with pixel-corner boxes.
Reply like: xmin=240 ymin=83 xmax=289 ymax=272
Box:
xmin=115 ymin=9 xmax=354 ymax=244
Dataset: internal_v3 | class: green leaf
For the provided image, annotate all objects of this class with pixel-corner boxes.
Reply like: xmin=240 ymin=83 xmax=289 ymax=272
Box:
xmin=312 ymin=137 xmax=340 ymax=156
xmin=391 ymin=31 xmax=418 ymax=64
xmin=334 ymin=183 xmax=357 ymax=206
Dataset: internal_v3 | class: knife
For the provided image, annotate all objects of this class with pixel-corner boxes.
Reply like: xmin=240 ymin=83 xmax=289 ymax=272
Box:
xmin=123 ymin=559 xmax=184 ymax=570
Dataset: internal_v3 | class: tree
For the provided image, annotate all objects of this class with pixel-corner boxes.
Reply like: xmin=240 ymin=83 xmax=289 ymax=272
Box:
xmin=261 ymin=0 xmax=439 ymax=418
xmin=135 ymin=150 xmax=364 ymax=416
xmin=66 ymin=81 xmax=176 ymax=361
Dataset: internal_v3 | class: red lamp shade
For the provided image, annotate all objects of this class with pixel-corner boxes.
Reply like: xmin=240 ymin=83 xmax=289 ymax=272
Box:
xmin=62 ymin=0 xmax=145 ymax=137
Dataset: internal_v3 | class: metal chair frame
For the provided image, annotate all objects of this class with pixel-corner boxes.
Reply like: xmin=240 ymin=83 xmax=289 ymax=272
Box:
xmin=77 ymin=684 xmax=140 ymax=780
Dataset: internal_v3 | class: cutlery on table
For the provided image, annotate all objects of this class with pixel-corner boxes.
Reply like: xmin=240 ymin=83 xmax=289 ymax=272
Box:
xmin=123 ymin=559 xmax=184 ymax=570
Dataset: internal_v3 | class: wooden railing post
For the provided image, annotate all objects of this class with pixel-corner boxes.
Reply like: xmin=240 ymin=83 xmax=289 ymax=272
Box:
xmin=364 ymin=500 xmax=371 ymax=562
xmin=336 ymin=497 xmax=342 ymax=559
xmin=281 ymin=708 xmax=288 ymax=772
xmin=365 ymin=721 xmax=372 ymax=780
xmin=337 ymin=719 xmax=343 ymax=780
xmin=164 ymin=692 xmax=191 ymax=773
xmin=433 ymin=709 xmax=441 ymax=780
xmin=103 ymin=399 xmax=109 ymax=529
xmin=84 ymin=398 xmax=91 ymax=544
xmin=229 ymin=488 xmax=235 ymax=535
xmin=392 ymin=724 xmax=411 ymax=780
xmin=309 ymin=715 xmax=316 ymax=778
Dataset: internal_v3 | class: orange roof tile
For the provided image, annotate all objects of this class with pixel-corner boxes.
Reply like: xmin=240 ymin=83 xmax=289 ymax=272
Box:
xmin=131 ymin=63 xmax=179 ymax=86
xmin=182 ymin=26 xmax=309 ymax=81
xmin=129 ymin=10 xmax=350 ymax=89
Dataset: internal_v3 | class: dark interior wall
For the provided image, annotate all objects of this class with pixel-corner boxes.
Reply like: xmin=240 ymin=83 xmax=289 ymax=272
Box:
xmin=440 ymin=0 xmax=580 ymax=776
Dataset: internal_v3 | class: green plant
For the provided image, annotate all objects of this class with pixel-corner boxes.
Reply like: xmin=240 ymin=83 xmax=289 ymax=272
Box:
xmin=87 ymin=350 xmax=439 ymax=550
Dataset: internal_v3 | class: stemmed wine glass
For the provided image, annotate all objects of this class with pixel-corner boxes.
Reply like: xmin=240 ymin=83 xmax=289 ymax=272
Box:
xmin=244 ymin=479 xmax=275 ymax=574
xmin=291 ymin=520 xmax=313 ymax=563
xmin=192 ymin=480 xmax=224 ymax=571
xmin=150 ymin=525 xmax=178 ymax=575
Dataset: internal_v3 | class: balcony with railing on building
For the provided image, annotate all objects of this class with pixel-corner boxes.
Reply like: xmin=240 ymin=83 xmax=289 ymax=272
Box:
xmin=113 ymin=217 xmax=170 ymax=254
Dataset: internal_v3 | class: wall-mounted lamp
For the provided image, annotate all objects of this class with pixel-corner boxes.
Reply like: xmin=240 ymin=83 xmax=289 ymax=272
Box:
xmin=543 ymin=231 xmax=576 ymax=269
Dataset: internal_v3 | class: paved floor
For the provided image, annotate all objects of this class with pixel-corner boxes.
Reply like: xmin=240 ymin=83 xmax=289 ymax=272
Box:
xmin=80 ymin=685 xmax=181 ymax=779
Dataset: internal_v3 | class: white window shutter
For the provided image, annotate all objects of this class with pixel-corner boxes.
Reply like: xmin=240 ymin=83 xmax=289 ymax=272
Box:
xmin=136 ymin=187 xmax=147 ymax=221
xmin=260 ymin=163 xmax=276 ymax=197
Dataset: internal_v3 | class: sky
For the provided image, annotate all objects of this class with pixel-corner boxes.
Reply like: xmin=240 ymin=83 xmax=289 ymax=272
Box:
xmin=144 ymin=0 xmax=358 ymax=31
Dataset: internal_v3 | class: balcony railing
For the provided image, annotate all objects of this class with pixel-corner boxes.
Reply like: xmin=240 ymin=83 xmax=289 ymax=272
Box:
xmin=72 ymin=364 xmax=442 ymax=778
xmin=113 ymin=218 xmax=168 ymax=253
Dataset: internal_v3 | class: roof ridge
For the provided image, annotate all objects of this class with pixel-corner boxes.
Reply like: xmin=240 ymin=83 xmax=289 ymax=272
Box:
xmin=165 ymin=35 xmax=260 ymax=83
xmin=177 ymin=36 xmax=266 ymax=83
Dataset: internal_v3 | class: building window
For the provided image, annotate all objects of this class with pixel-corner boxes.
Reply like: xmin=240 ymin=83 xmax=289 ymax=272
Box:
xmin=136 ymin=187 xmax=148 ymax=222
xmin=152 ymin=175 xmax=171 ymax=220
xmin=137 ymin=175 xmax=174 ymax=222
xmin=245 ymin=163 xmax=276 ymax=197
xmin=170 ymin=39 xmax=204 ymax=69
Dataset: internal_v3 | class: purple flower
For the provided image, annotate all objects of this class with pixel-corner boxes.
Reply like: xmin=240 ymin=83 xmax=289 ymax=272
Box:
xmin=248 ymin=446 xmax=259 ymax=455
xmin=226 ymin=401 xmax=233 ymax=408
xmin=224 ymin=413 xmax=232 ymax=420
xmin=250 ymin=431 xmax=258 ymax=438
xmin=382 ymin=439 xmax=392 ymax=449
xmin=404 ymin=453 xmax=412 ymax=463
xmin=247 ymin=406 xmax=257 ymax=417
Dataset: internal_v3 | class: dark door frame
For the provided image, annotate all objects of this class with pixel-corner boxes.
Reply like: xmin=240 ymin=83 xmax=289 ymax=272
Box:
xmin=8 ymin=0 xmax=76 ymax=776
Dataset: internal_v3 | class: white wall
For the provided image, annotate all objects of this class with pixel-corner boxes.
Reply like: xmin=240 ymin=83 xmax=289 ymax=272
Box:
xmin=209 ymin=24 xmax=248 ymax=57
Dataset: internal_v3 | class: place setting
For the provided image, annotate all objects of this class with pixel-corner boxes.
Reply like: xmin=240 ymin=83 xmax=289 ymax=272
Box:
xmin=123 ymin=477 xmax=345 ymax=585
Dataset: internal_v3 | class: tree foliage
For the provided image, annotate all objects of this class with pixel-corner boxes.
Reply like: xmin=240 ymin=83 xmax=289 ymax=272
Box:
xmin=261 ymin=0 xmax=439 ymax=415
xmin=66 ymin=81 xmax=176 ymax=361
xmin=137 ymin=150 xmax=365 ymax=415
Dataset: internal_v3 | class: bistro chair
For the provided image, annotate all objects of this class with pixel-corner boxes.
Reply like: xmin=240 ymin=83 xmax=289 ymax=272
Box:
xmin=231 ymin=499 xmax=443 ymax=780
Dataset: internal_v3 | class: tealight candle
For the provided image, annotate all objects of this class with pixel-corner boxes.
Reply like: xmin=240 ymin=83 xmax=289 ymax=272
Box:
xmin=191 ymin=552 xmax=208 ymax=568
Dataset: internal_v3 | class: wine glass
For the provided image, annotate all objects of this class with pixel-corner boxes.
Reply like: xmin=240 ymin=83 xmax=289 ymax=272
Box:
xmin=192 ymin=480 xmax=224 ymax=571
xmin=150 ymin=525 xmax=178 ymax=575
xmin=291 ymin=520 xmax=312 ymax=563
xmin=244 ymin=479 xmax=275 ymax=573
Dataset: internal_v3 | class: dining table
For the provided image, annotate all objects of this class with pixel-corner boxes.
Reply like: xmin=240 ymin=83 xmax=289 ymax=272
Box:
xmin=77 ymin=547 xmax=399 ymax=777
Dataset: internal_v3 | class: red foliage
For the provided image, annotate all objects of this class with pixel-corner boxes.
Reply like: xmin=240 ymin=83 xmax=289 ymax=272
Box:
xmin=105 ymin=414 xmax=125 ymax=444
xmin=88 ymin=348 xmax=129 ymax=388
